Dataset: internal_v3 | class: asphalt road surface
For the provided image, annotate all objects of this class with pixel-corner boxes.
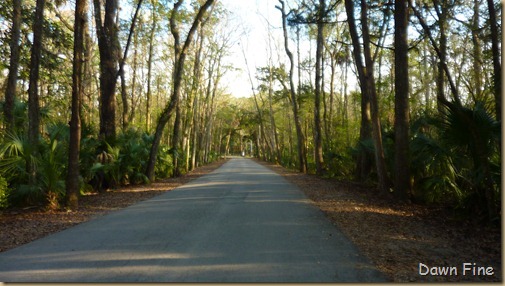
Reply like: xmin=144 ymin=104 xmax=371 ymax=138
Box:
xmin=0 ymin=158 xmax=387 ymax=282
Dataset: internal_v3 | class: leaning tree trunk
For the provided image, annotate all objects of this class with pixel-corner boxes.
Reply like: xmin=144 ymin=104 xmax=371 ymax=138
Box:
xmin=145 ymin=0 xmax=215 ymax=181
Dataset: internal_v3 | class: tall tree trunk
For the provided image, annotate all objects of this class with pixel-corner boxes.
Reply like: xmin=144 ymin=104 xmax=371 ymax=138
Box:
xmin=27 ymin=0 xmax=46 ymax=184
xmin=394 ymin=0 xmax=411 ymax=200
xmin=4 ymin=0 xmax=22 ymax=133
xmin=130 ymin=27 xmax=138 ymax=125
xmin=145 ymin=0 xmax=215 ymax=181
xmin=66 ymin=0 xmax=88 ymax=210
xmin=268 ymin=65 xmax=281 ymax=163
xmin=343 ymin=47 xmax=350 ymax=146
xmin=82 ymin=13 xmax=93 ymax=127
xmin=277 ymin=0 xmax=307 ymax=173
xmin=486 ymin=0 xmax=501 ymax=120
xmin=190 ymin=94 xmax=199 ymax=170
xmin=422 ymin=41 xmax=432 ymax=112
xmin=190 ymin=26 xmax=205 ymax=170
xmin=436 ymin=0 xmax=448 ymax=112
xmin=314 ymin=0 xmax=325 ymax=175
xmin=146 ymin=2 xmax=157 ymax=132
xmin=204 ymin=58 xmax=221 ymax=163
xmin=471 ymin=0 xmax=483 ymax=102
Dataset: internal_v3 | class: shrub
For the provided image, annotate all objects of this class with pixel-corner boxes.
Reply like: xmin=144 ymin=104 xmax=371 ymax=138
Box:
xmin=0 ymin=175 xmax=10 ymax=209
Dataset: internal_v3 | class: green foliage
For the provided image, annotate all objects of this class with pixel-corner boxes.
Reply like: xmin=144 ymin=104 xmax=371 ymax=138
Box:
xmin=324 ymin=150 xmax=354 ymax=179
xmin=0 ymin=132 xmax=31 ymax=185
xmin=37 ymin=130 xmax=67 ymax=209
xmin=155 ymin=146 xmax=174 ymax=179
xmin=351 ymin=138 xmax=374 ymax=160
xmin=116 ymin=130 xmax=151 ymax=185
xmin=409 ymin=103 xmax=501 ymax=220
xmin=0 ymin=175 xmax=10 ymax=209
xmin=410 ymin=132 xmax=463 ymax=204
xmin=79 ymin=128 xmax=177 ymax=192
xmin=0 ymin=124 xmax=69 ymax=208
xmin=79 ymin=136 xmax=102 ymax=191
xmin=206 ymin=151 xmax=220 ymax=163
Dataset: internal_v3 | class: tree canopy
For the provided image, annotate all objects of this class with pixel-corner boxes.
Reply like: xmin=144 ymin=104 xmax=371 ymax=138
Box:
xmin=0 ymin=0 xmax=501 ymax=223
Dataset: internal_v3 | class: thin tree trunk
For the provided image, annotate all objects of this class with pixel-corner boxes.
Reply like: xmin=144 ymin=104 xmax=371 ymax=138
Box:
xmin=117 ymin=0 xmax=144 ymax=131
xmin=471 ymin=0 xmax=483 ymax=102
xmin=314 ymin=0 xmax=325 ymax=175
xmin=4 ymin=0 xmax=22 ymax=133
xmin=27 ymin=0 xmax=46 ymax=184
xmin=190 ymin=22 xmax=206 ymax=170
xmin=120 ymin=64 xmax=129 ymax=130
xmin=268 ymin=65 xmax=281 ymax=163
xmin=82 ymin=11 xmax=93 ymax=127
xmin=146 ymin=2 xmax=156 ymax=132
xmin=436 ymin=0 xmax=448 ymax=112
xmin=422 ymin=42 xmax=431 ymax=112
xmin=66 ymin=0 xmax=87 ymax=210
xmin=486 ymin=0 xmax=501 ymax=120
xmin=204 ymin=59 xmax=221 ymax=163
xmin=277 ymin=0 xmax=307 ymax=173
xmin=172 ymin=103 xmax=182 ymax=177
xmin=130 ymin=27 xmax=138 ymax=125
xmin=343 ymin=47 xmax=350 ymax=145
xmin=242 ymin=43 xmax=271 ymax=160
xmin=145 ymin=0 xmax=215 ymax=181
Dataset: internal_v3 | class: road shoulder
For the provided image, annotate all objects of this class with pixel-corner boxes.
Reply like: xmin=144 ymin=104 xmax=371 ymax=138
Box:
xmin=255 ymin=159 xmax=501 ymax=282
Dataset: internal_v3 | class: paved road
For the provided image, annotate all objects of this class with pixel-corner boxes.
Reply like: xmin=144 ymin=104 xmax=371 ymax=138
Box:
xmin=0 ymin=158 xmax=387 ymax=282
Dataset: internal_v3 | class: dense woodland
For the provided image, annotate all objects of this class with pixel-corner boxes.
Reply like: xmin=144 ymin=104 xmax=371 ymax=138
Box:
xmin=0 ymin=0 xmax=501 ymax=224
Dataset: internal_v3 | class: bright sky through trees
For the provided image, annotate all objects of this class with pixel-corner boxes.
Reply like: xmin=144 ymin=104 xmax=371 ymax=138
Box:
xmin=219 ymin=0 xmax=359 ymax=98
xmin=220 ymin=0 xmax=279 ymax=98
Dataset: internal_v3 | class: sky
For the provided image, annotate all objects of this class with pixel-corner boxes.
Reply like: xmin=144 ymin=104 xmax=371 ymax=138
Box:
xmin=218 ymin=0 xmax=283 ymax=98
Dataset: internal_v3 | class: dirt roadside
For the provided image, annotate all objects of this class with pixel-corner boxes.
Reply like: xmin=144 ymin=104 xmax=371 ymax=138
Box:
xmin=256 ymin=160 xmax=501 ymax=282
